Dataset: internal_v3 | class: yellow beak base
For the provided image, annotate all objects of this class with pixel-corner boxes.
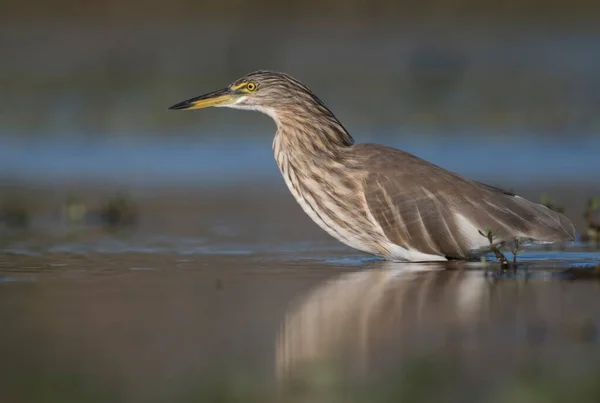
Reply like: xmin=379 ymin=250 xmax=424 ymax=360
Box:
xmin=168 ymin=88 xmax=237 ymax=110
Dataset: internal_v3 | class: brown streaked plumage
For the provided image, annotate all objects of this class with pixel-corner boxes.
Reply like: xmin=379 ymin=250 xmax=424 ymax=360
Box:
xmin=169 ymin=70 xmax=575 ymax=262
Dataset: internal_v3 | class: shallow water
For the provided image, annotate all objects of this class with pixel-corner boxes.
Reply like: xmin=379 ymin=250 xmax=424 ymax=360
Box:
xmin=2 ymin=185 xmax=600 ymax=402
xmin=1 ymin=249 xmax=600 ymax=402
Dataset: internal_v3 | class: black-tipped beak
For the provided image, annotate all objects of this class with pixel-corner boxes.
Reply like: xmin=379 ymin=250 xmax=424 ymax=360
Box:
xmin=168 ymin=88 xmax=237 ymax=111
xmin=168 ymin=99 xmax=196 ymax=110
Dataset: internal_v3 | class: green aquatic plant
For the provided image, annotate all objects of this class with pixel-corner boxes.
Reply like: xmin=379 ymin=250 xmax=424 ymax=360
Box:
xmin=512 ymin=237 xmax=522 ymax=269
xmin=478 ymin=228 xmax=509 ymax=266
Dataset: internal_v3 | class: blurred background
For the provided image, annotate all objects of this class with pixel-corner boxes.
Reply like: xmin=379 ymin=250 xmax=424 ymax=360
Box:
xmin=2 ymin=0 xmax=600 ymax=231
xmin=2 ymin=1 xmax=600 ymax=402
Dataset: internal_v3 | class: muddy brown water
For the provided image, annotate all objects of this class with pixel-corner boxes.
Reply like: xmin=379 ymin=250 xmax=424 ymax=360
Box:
xmin=1 ymin=184 xmax=600 ymax=402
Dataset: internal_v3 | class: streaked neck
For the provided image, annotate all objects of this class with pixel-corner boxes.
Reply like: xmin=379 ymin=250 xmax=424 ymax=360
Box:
xmin=272 ymin=107 xmax=354 ymax=158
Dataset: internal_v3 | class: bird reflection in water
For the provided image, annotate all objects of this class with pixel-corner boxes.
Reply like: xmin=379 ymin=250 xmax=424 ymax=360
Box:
xmin=275 ymin=263 xmax=599 ymax=388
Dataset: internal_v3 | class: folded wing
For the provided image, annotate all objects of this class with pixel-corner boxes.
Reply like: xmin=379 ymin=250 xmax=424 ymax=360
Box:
xmin=358 ymin=144 xmax=575 ymax=259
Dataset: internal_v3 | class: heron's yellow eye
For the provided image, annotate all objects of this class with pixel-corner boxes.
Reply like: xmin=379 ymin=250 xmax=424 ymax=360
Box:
xmin=246 ymin=82 xmax=257 ymax=91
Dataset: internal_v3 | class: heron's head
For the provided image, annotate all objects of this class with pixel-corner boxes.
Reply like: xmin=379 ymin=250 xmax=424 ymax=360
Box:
xmin=170 ymin=70 xmax=354 ymax=145
xmin=169 ymin=70 xmax=325 ymax=122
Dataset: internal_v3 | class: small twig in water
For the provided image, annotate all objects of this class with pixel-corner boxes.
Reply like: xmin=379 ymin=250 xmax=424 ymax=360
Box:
xmin=478 ymin=228 xmax=508 ymax=266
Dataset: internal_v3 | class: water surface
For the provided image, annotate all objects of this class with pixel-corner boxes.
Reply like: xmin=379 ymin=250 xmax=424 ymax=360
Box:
xmin=2 ymin=200 xmax=600 ymax=402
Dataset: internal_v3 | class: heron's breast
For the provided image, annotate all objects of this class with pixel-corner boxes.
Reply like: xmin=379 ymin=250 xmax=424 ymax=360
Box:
xmin=273 ymin=144 xmax=383 ymax=255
